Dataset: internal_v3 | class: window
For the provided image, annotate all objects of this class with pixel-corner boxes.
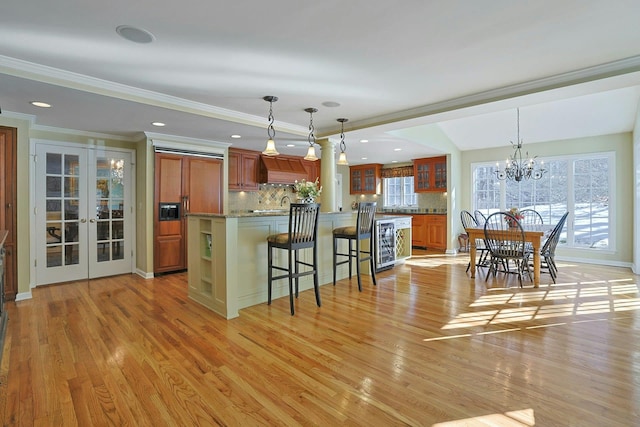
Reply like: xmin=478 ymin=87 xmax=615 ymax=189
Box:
xmin=472 ymin=152 xmax=614 ymax=250
xmin=384 ymin=177 xmax=417 ymax=207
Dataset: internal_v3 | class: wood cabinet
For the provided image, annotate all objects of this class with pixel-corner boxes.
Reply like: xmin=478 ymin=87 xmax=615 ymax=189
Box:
xmin=349 ymin=164 xmax=382 ymax=194
xmin=229 ymin=148 xmax=259 ymax=191
xmin=154 ymin=152 xmax=223 ymax=273
xmin=301 ymin=158 xmax=321 ymax=183
xmin=410 ymin=215 xmax=427 ymax=247
xmin=425 ymin=215 xmax=447 ymax=249
xmin=413 ymin=156 xmax=447 ymax=193
xmin=406 ymin=214 xmax=446 ymax=250
xmin=0 ymin=127 xmax=16 ymax=301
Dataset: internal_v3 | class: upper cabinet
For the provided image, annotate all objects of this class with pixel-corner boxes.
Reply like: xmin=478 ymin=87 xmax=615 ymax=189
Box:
xmin=413 ymin=156 xmax=447 ymax=193
xmin=350 ymin=164 xmax=382 ymax=194
xmin=229 ymin=148 xmax=259 ymax=191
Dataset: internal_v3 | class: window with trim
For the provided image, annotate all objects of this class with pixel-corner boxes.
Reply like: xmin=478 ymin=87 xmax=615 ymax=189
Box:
xmin=472 ymin=152 xmax=614 ymax=250
xmin=382 ymin=166 xmax=416 ymax=207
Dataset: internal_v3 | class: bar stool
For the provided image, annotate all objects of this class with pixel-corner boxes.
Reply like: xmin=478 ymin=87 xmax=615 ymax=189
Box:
xmin=266 ymin=203 xmax=321 ymax=315
xmin=332 ymin=202 xmax=377 ymax=291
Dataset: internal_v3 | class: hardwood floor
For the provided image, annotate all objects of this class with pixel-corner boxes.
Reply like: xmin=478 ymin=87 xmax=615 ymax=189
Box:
xmin=1 ymin=251 xmax=639 ymax=426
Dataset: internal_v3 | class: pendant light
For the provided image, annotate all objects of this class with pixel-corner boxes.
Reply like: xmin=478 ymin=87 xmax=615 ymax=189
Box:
xmin=262 ymin=96 xmax=279 ymax=156
xmin=304 ymin=107 xmax=319 ymax=161
xmin=336 ymin=118 xmax=349 ymax=165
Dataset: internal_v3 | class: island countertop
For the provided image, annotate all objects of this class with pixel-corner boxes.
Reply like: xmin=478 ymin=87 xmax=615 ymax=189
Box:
xmin=186 ymin=211 xmax=412 ymax=319
xmin=189 ymin=210 xmax=352 ymax=218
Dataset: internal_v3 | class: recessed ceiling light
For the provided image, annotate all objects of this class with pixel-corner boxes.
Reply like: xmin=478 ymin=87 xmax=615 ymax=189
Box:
xmin=286 ymin=144 xmax=295 ymax=147
xmin=394 ymin=148 xmax=402 ymax=151
xmin=231 ymin=134 xmax=241 ymax=139
xmin=116 ymin=25 xmax=155 ymax=43
xmin=322 ymin=101 xmax=341 ymax=108
xmin=360 ymin=139 xmax=368 ymax=143
xmin=392 ymin=160 xmax=398 ymax=163
xmin=30 ymin=101 xmax=51 ymax=108
xmin=151 ymin=122 xmax=165 ymax=127
xmin=361 ymin=157 xmax=368 ymax=160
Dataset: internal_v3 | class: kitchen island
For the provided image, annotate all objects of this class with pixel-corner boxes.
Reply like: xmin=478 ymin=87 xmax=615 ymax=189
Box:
xmin=187 ymin=211 xmax=411 ymax=318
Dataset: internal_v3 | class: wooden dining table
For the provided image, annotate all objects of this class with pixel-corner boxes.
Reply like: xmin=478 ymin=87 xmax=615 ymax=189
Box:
xmin=465 ymin=224 xmax=552 ymax=287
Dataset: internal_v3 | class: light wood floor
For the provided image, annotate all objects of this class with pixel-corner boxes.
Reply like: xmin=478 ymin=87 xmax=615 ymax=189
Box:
xmin=1 ymin=251 xmax=639 ymax=426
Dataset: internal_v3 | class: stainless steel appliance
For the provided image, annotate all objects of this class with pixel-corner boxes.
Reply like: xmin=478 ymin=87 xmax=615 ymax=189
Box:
xmin=375 ymin=219 xmax=396 ymax=271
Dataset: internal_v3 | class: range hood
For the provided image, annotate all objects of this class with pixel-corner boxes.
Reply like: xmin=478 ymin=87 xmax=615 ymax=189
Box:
xmin=259 ymin=156 xmax=308 ymax=184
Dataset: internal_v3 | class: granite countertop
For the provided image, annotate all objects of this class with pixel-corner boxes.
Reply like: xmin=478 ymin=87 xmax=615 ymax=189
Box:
xmin=190 ymin=210 xmax=445 ymax=218
xmin=189 ymin=210 xmax=352 ymax=218
xmin=380 ymin=209 xmax=446 ymax=215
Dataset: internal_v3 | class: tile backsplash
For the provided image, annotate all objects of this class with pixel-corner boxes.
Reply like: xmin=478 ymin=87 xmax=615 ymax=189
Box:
xmin=228 ymin=184 xmax=295 ymax=212
xmin=351 ymin=192 xmax=447 ymax=213
xmin=229 ymin=184 xmax=447 ymax=213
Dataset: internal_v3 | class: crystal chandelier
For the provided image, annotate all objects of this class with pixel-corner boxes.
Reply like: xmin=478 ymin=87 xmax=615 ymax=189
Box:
xmin=495 ymin=108 xmax=546 ymax=182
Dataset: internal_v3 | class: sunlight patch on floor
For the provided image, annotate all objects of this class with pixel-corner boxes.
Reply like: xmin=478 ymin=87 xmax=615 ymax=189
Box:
xmin=441 ymin=279 xmax=639 ymax=331
xmin=432 ymin=408 xmax=535 ymax=426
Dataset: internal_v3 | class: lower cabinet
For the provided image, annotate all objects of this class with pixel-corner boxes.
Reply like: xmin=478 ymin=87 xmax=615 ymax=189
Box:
xmin=411 ymin=215 xmax=427 ymax=248
xmin=425 ymin=215 xmax=447 ymax=250
xmin=409 ymin=214 xmax=446 ymax=250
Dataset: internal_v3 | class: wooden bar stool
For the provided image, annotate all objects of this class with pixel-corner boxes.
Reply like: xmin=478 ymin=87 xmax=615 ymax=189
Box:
xmin=332 ymin=202 xmax=377 ymax=291
xmin=266 ymin=203 xmax=321 ymax=315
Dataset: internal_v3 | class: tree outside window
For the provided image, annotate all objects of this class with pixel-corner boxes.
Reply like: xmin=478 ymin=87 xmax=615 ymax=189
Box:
xmin=472 ymin=153 xmax=613 ymax=250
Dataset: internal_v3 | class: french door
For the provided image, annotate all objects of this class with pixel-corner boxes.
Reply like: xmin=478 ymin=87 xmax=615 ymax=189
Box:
xmin=34 ymin=143 xmax=134 ymax=285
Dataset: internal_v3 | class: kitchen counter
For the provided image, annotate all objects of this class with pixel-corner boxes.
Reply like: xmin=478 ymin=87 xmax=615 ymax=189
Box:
xmin=190 ymin=210 xmax=347 ymax=218
xmin=380 ymin=210 xmax=446 ymax=215
xmin=187 ymin=211 xmax=364 ymax=318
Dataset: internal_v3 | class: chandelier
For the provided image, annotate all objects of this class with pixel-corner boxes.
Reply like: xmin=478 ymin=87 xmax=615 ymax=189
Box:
xmin=495 ymin=108 xmax=546 ymax=182
xmin=262 ymin=96 xmax=279 ymax=156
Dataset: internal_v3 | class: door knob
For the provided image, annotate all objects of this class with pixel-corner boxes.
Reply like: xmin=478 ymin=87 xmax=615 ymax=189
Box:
xmin=80 ymin=218 xmax=87 ymax=223
xmin=89 ymin=219 xmax=96 ymax=223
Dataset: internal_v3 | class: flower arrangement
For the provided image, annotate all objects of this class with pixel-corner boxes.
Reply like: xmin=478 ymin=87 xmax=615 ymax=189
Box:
xmin=293 ymin=178 xmax=322 ymax=200
xmin=507 ymin=207 xmax=524 ymax=227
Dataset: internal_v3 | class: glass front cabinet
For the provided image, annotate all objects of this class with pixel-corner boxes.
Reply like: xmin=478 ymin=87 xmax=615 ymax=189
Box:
xmin=349 ymin=164 xmax=382 ymax=194
xmin=413 ymin=156 xmax=447 ymax=193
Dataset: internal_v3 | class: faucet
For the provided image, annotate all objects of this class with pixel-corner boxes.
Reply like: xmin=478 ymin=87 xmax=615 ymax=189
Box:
xmin=280 ymin=195 xmax=290 ymax=207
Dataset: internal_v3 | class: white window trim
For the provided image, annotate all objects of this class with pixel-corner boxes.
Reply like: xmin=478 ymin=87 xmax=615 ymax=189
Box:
xmin=471 ymin=151 xmax=615 ymax=251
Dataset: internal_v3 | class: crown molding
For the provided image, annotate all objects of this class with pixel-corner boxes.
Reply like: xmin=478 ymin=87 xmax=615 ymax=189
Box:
xmin=0 ymin=110 xmax=36 ymax=124
xmin=30 ymin=123 xmax=140 ymax=141
xmin=145 ymin=131 xmax=232 ymax=150
xmin=0 ymin=55 xmax=308 ymax=135
xmin=318 ymin=55 xmax=640 ymax=136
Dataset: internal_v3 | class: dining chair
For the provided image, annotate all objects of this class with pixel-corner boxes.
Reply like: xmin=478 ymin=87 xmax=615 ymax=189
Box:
xmin=520 ymin=209 xmax=544 ymax=225
xmin=534 ymin=211 xmax=569 ymax=283
xmin=460 ymin=210 xmax=489 ymax=272
xmin=484 ymin=211 xmax=532 ymax=287
xmin=332 ymin=202 xmax=377 ymax=291
xmin=266 ymin=203 xmax=321 ymax=315
xmin=474 ymin=210 xmax=487 ymax=226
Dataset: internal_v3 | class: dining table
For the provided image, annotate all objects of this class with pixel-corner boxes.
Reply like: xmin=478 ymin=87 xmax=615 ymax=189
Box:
xmin=465 ymin=224 xmax=553 ymax=287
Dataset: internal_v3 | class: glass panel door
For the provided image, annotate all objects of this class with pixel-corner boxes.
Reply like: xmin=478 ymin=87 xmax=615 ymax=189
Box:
xmin=88 ymin=152 xmax=132 ymax=278
xmin=35 ymin=143 xmax=133 ymax=285
xmin=36 ymin=145 xmax=88 ymax=284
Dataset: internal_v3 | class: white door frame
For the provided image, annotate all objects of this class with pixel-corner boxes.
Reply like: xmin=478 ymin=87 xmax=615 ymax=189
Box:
xmin=29 ymin=139 xmax=136 ymax=287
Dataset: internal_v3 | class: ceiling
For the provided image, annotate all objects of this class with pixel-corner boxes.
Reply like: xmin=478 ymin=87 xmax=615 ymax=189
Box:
xmin=2 ymin=0 xmax=640 ymax=165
